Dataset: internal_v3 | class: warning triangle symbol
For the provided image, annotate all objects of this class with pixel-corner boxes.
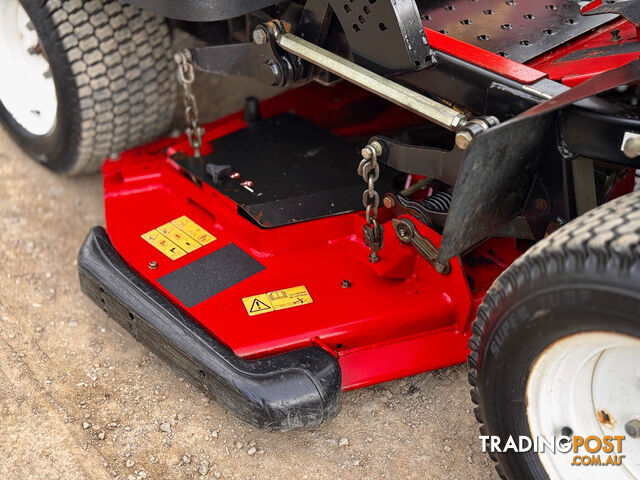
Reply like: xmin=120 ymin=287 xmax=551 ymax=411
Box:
xmin=250 ymin=298 xmax=272 ymax=313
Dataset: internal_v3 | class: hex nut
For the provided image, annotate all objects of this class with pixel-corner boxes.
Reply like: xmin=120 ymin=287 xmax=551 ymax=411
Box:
xmin=253 ymin=28 xmax=268 ymax=45
xmin=455 ymin=131 xmax=473 ymax=150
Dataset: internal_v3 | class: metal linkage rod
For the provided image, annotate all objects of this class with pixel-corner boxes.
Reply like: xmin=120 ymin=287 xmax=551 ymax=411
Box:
xmin=275 ymin=32 xmax=467 ymax=131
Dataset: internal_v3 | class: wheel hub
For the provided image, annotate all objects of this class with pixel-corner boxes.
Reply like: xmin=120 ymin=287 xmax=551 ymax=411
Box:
xmin=0 ymin=0 xmax=58 ymax=136
xmin=526 ymin=332 xmax=640 ymax=479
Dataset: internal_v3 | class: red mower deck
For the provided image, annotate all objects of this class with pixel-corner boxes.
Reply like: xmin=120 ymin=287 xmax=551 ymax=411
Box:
xmin=78 ymin=82 xmax=522 ymax=429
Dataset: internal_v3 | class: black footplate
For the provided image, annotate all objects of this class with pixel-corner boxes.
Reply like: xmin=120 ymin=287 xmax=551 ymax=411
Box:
xmin=174 ymin=113 xmax=398 ymax=227
xmin=418 ymin=0 xmax=616 ymax=63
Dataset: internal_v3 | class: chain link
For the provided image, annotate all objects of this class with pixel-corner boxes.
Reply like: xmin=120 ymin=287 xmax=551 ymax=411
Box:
xmin=175 ymin=50 xmax=204 ymax=158
xmin=358 ymin=142 xmax=384 ymax=263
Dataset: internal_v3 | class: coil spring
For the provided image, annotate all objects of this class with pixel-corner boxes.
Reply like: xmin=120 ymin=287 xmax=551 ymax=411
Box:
xmin=421 ymin=190 xmax=452 ymax=213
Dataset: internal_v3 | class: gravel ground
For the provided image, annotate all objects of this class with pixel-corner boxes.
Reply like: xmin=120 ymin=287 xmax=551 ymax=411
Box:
xmin=0 ymin=33 xmax=499 ymax=480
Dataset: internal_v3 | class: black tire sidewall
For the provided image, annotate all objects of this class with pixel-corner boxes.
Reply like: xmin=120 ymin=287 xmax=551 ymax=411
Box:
xmin=477 ymin=276 xmax=640 ymax=480
xmin=0 ymin=0 xmax=80 ymax=173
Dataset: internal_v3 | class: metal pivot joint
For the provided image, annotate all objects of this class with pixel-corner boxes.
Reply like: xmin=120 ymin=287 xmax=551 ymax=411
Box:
xmin=175 ymin=50 xmax=204 ymax=158
xmin=392 ymin=218 xmax=450 ymax=275
xmin=455 ymin=115 xmax=500 ymax=150
xmin=358 ymin=141 xmax=384 ymax=263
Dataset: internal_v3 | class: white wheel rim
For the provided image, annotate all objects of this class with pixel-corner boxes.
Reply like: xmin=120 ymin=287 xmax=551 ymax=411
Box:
xmin=0 ymin=0 xmax=58 ymax=136
xmin=527 ymin=332 xmax=640 ymax=479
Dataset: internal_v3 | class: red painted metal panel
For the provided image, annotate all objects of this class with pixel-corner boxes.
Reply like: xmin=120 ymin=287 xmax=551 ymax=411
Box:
xmin=101 ymin=84 xmax=520 ymax=390
xmin=527 ymin=19 xmax=640 ymax=86
xmin=424 ymin=28 xmax=548 ymax=84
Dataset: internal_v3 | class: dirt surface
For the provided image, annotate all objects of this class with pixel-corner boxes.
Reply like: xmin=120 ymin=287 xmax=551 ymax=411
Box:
xmin=0 ymin=34 xmax=499 ymax=480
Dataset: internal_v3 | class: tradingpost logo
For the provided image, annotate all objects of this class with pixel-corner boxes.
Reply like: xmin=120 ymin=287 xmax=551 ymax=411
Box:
xmin=480 ymin=435 xmax=626 ymax=467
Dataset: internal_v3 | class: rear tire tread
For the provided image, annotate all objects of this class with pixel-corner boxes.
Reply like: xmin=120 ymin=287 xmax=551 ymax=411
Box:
xmin=42 ymin=0 xmax=175 ymax=174
xmin=467 ymin=190 xmax=640 ymax=480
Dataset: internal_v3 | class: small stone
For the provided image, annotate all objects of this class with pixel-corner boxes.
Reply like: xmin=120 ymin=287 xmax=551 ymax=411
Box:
xmin=160 ymin=422 xmax=171 ymax=433
xmin=182 ymin=455 xmax=191 ymax=464
xmin=235 ymin=442 xmax=243 ymax=449
xmin=198 ymin=461 xmax=209 ymax=476
xmin=353 ymin=459 xmax=360 ymax=466
xmin=444 ymin=445 xmax=452 ymax=452
xmin=124 ymin=426 xmax=131 ymax=431
xmin=69 ymin=320 xmax=78 ymax=327
xmin=247 ymin=447 xmax=257 ymax=455
xmin=213 ymin=471 xmax=221 ymax=479
xmin=467 ymin=455 xmax=474 ymax=464
xmin=82 ymin=422 xmax=91 ymax=429
xmin=338 ymin=438 xmax=349 ymax=447
xmin=125 ymin=459 xmax=135 ymax=468
xmin=211 ymin=430 xmax=218 ymax=438
xmin=98 ymin=431 xmax=105 ymax=440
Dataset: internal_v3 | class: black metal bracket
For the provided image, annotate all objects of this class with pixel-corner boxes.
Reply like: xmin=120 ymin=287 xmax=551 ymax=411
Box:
xmin=370 ymin=135 xmax=464 ymax=187
xmin=328 ymin=0 xmax=434 ymax=75
xmin=190 ymin=0 xmax=436 ymax=85
xmin=436 ymin=59 xmax=640 ymax=266
xmin=190 ymin=21 xmax=304 ymax=87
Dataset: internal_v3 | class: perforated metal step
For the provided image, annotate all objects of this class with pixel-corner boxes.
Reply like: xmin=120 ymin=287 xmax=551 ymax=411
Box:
xmin=417 ymin=0 xmax=617 ymax=63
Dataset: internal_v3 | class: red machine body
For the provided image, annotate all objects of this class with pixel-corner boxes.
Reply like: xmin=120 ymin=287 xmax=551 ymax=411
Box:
xmin=99 ymin=11 xmax=635 ymax=391
xmin=102 ymin=81 xmax=522 ymax=390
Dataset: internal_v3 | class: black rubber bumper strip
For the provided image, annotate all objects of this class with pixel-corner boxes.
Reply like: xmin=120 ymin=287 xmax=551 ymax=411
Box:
xmin=77 ymin=227 xmax=341 ymax=431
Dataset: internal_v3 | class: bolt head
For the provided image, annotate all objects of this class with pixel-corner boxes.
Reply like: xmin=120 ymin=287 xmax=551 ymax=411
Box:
xmin=148 ymin=261 xmax=158 ymax=270
xmin=383 ymin=196 xmax=395 ymax=208
xmin=434 ymin=262 xmax=450 ymax=275
xmin=560 ymin=426 xmax=573 ymax=438
xmin=455 ymin=131 xmax=473 ymax=150
xmin=535 ymin=198 xmax=548 ymax=211
xmin=265 ymin=60 xmax=283 ymax=86
xmin=253 ymin=28 xmax=268 ymax=45
xmin=340 ymin=279 xmax=352 ymax=288
xmin=396 ymin=226 xmax=411 ymax=241
xmin=626 ymin=419 xmax=640 ymax=438
xmin=623 ymin=136 xmax=640 ymax=159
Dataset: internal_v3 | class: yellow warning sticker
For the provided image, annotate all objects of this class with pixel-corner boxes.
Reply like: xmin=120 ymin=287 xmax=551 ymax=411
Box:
xmin=242 ymin=285 xmax=313 ymax=316
xmin=157 ymin=222 xmax=201 ymax=253
xmin=141 ymin=229 xmax=187 ymax=260
xmin=172 ymin=215 xmax=216 ymax=246
xmin=141 ymin=215 xmax=216 ymax=260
